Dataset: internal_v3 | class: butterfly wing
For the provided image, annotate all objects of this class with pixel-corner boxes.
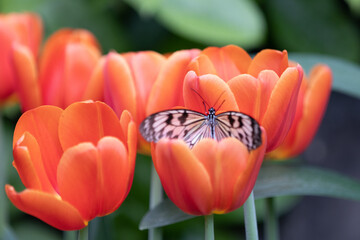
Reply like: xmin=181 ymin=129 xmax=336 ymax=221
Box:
xmin=215 ymin=112 xmax=262 ymax=150
xmin=140 ymin=109 xmax=211 ymax=148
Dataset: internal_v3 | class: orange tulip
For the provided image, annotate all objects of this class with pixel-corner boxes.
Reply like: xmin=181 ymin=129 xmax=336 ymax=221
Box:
xmin=11 ymin=28 xmax=101 ymax=111
xmin=267 ymin=64 xmax=332 ymax=159
xmin=5 ymin=101 xmax=136 ymax=230
xmin=188 ymin=45 xmax=303 ymax=151
xmin=97 ymin=49 xmax=200 ymax=154
xmin=0 ymin=12 xmax=42 ymax=102
xmin=153 ymin=130 xmax=266 ymax=215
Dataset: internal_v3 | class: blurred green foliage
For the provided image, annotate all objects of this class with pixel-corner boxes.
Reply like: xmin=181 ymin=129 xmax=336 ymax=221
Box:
xmin=1 ymin=0 xmax=359 ymax=239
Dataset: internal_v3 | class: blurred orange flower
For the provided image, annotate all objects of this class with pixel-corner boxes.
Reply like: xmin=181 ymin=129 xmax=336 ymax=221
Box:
xmin=153 ymin=130 xmax=266 ymax=215
xmin=5 ymin=101 xmax=136 ymax=230
xmin=267 ymin=64 xmax=332 ymax=159
xmin=187 ymin=45 xmax=304 ymax=151
xmin=11 ymin=28 xmax=101 ymax=111
xmin=0 ymin=12 xmax=42 ymax=103
xmin=96 ymin=49 xmax=200 ymax=154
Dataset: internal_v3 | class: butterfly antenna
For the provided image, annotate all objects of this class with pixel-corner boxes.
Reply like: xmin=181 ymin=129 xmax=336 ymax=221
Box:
xmin=191 ymin=88 xmax=210 ymax=113
xmin=217 ymin=99 xmax=226 ymax=111
xmin=213 ymin=91 xmax=226 ymax=110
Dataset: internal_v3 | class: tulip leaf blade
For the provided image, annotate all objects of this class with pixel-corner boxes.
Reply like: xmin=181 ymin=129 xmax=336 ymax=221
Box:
xmin=139 ymin=198 xmax=195 ymax=230
xmin=125 ymin=0 xmax=266 ymax=48
xmin=140 ymin=162 xmax=360 ymax=229
xmin=254 ymin=161 xmax=360 ymax=200
xmin=289 ymin=53 xmax=360 ymax=99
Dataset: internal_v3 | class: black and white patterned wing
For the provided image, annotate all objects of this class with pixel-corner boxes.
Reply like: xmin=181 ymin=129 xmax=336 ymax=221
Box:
xmin=215 ymin=112 xmax=262 ymax=150
xmin=140 ymin=109 xmax=211 ymax=148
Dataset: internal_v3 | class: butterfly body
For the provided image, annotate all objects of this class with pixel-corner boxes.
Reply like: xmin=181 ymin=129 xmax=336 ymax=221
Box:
xmin=140 ymin=107 xmax=262 ymax=151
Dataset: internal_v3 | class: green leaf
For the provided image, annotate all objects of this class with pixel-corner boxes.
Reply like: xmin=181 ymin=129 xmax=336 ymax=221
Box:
xmin=255 ymin=161 xmax=360 ymax=200
xmin=139 ymin=198 xmax=194 ymax=230
xmin=289 ymin=53 xmax=360 ymax=99
xmin=266 ymin=0 xmax=360 ymax=61
xmin=139 ymin=162 xmax=360 ymax=229
xmin=126 ymin=0 xmax=266 ymax=48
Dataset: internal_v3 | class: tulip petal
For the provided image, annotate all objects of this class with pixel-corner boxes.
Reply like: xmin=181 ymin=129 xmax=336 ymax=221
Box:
xmin=103 ymin=52 xmax=137 ymax=119
xmin=188 ymin=54 xmax=218 ymax=76
xmin=154 ymin=139 xmax=213 ymax=215
xmin=120 ymin=110 xmax=137 ymax=195
xmin=83 ymin=57 xmax=105 ymax=101
xmin=5 ymin=185 xmax=86 ymax=231
xmin=231 ymin=127 xmax=266 ymax=210
xmin=183 ymin=71 xmax=239 ymax=113
xmin=192 ymin=138 xmax=249 ymax=213
xmin=39 ymin=29 xmax=100 ymax=108
xmin=58 ymin=137 xmax=129 ymax=220
xmin=0 ymin=13 xmax=42 ymax=99
xmin=123 ymin=51 xmax=166 ymax=123
xmin=58 ymin=101 xmax=124 ymax=151
xmin=62 ymin=42 xmax=100 ymax=107
xmin=262 ymin=66 xmax=303 ymax=151
xmin=200 ymin=45 xmax=252 ymax=81
xmin=13 ymin=106 xmax=63 ymax=190
xmin=146 ymin=49 xmax=200 ymax=114
xmin=228 ymin=74 xmax=259 ymax=118
xmin=11 ymin=43 xmax=41 ymax=111
xmin=248 ymin=49 xmax=288 ymax=78
xmin=276 ymin=65 xmax=332 ymax=158
xmin=13 ymin=132 xmax=55 ymax=193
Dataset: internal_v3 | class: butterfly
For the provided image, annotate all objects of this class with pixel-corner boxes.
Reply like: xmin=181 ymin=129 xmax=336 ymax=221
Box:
xmin=139 ymin=91 xmax=262 ymax=150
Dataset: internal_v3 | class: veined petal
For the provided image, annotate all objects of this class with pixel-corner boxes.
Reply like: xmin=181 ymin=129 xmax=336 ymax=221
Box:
xmin=39 ymin=29 xmax=100 ymax=107
xmin=269 ymin=65 xmax=332 ymax=159
xmin=146 ymin=49 xmax=200 ymax=115
xmin=123 ymin=51 xmax=166 ymax=124
xmin=57 ymin=142 xmax=99 ymax=220
xmin=257 ymin=70 xmax=279 ymax=120
xmin=0 ymin=20 xmax=16 ymax=98
xmin=248 ymin=49 xmax=288 ymax=78
xmin=192 ymin=138 xmax=249 ymax=213
xmin=200 ymin=45 xmax=252 ymax=81
xmin=11 ymin=43 xmax=41 ymax=111
xmin=231 ymin=128 xmax=266 ymax=211
xmin=103 ymin=52 xmax=136 ymax=119
xmin=5 ymin=185 xmax=86 ymax=231
xmin=62 ymin=42 xmax=101 ymax=107
xmin=292 ymin=65 xmax=331 ymax=154
xmin=13 ymin=132 xmax=55 ymax=193
xmin=154 ymin=139 xmax=213 ymax=215
xmin=228 ymin=74 xmax=260 ymax=118
xmin=262 ymin=66 xmax=303 ymax=151
xmin=0 ymin=12 xmax=42 ymax=99
xmin=58 ymin=101 xmax=124 ymax=151
xmin=83 ymin=57 xmax=105 ymax=101
xmin=119 ymin=110 xmax=137 ymax=195
xmin=13 ymin=106 xmax=63 ymax=190
xmin=58 ymin=137 xmax=130 ymax=220
xmin=183 ymin=71 xmax=239 ymax=113
xmin=188 ymin=54 xmax=218 ymax=76
xmin=96 ymin=137 xmax=132 ymax=214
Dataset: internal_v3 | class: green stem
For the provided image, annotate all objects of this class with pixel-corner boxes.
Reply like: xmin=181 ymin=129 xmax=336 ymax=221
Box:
xmin=243 ymin=191 xmax=259 ymax=240
xmin=265 ymin=197 xmax=279 ymax=240
xmin=148 ymin=164 xmax=163 ymax=240
xmin=204 ymin=215 xmax=214 ymax=240
xmin=78 ymin=226 xmax=88 ymax=240
xmin=63 ymin=231 xmax=77 ymax=240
